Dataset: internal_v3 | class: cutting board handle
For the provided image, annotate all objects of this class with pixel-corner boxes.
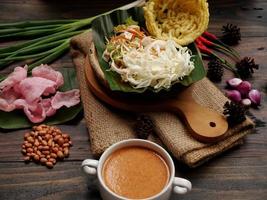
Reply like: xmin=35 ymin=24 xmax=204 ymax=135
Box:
xmin=166 ymin=99 xmax=228 ymax=143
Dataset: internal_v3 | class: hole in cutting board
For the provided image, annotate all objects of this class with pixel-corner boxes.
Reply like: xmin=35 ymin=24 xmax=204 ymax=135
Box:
xmin=209 ymin=122 xmax=216 ymax=127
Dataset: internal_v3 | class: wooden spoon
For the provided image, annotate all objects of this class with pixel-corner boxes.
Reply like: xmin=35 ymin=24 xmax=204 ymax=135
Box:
xmin=84 ymin=55 xmax=228 ymax=143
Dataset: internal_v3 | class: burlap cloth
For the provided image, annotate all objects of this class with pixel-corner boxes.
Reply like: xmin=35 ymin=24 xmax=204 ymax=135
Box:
xmin=70 ymin=31 xmax=254 ymax=167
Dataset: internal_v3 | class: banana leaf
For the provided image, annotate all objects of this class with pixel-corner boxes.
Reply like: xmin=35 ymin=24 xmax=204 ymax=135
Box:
xmin=0 ymin=68 xmax=83 ymax=129
xmin=92 ymin=7 xmax=206 ymax=93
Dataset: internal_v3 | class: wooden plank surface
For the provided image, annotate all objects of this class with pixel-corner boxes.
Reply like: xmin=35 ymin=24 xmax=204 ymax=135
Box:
xmin=0 ymin=0 xmax=267 ymax=200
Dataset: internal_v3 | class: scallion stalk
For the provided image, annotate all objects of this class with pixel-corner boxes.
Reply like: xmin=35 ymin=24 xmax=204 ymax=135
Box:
xmin=0 ymin=0 xmax=145 ymax=82
xmin=0 ymin=19 xmax=79 ymax=29
xmin=0 ymin=39 xmax=67 ymax=58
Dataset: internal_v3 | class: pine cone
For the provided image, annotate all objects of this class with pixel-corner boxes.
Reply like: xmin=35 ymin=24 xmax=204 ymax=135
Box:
xmin=207 ymin=59 xmax=224 ymax=82
xmin=236 ymin=57 xmax=259 ymax=79
xmin=221 ymin=23 xmax=241 ymax=45
xmin=223 ymin=101 xmax=246 ymax=126
xmin=134 ymin=114 xmax=155 ymax=139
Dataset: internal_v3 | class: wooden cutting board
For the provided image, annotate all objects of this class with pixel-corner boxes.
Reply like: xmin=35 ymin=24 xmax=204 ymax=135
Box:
xmin=84 ymin=55 xmax=228 ymax=143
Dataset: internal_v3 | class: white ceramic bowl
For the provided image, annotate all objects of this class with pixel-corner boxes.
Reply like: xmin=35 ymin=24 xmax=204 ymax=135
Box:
xmin=82 ymin=139 xmax=192 ymax=200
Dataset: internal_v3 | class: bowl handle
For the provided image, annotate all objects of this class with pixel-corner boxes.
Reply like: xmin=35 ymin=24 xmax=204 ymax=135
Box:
xmin=172 ymin=177 xmax=192 ymax=194
xmin=81 ymin=159 xmax=99 ymax=176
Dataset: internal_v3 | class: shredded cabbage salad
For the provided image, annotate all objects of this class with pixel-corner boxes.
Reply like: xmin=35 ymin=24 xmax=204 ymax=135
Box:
xmin=102 ymin=19 xmax=195 ymax=90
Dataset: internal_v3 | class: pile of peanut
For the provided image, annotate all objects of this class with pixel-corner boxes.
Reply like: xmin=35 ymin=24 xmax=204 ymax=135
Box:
xmin=21 ymin=124 xmax=72 ymax=168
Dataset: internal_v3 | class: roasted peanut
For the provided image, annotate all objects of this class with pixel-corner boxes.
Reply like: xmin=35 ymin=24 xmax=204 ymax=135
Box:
xmin=27 ymin=136 xmax=34 ymax=143
xmin=24 ymin=156 xmax=30 ymax=162
xmin=42 ymin=146 xmax=49 ymax=151
xmin=25 ymin=143 xmax=32 ymax=148
xmin=57 ymin=151 xmax=64 ymax=159
xmin=38 ymin=145 xmax=44 ymax=150
xmin=21 ymin=149 xmax=27 ymax=154
xmin=24 ymin=132 xmax=30 ymax=139
xmin=33 ymin=154 xmax=40 ymax=162
xmin=58 ymin=138 xmax=64 ymax=146
xmin=27 ymin=148 xmax=33 ymax=153
xmin=36 ymin=126 xmax=42 ymax=131
xmin=26 ymin=152 xmax=32 ymax=157
xmin=34 ymin=140 xmax=39 ymax=146
xmin=62 ymin=134 xmax=69 ymax=139
xmin=63 ymin=143 xmax=69 ymax=148
xmin=69 ymin=141 xmax=73 ymax=146
xmin=48 ymin=139 xmax=52 ymax=147
xmin=42 ymin=150 xmax=50 ymax=155
xmin=48 ymin=158 xmax=56 ymax=164
xmin=44 ymin=134 xmax=51 ymax=140
xmin=40 ymin=157 xmax=47 ymax=164
xmin=52 ymin=147 xmax=58 ymax=153
xmin=41 ymin=140 xmax=47 ymax=146
xmin=63 ymin=148 xmax=69 ymax=157
xmin=50 ymin=153 xmax=57 ymax=159
xmin=46 ymin=161 xmax=53 ymax=168
xmin=38 ymin=136 xmax=42 ymax=141
xmin=21 ymin=125 xmax=72 ymax=169
xmin=54 ymin=135 xmax=61 ymax=142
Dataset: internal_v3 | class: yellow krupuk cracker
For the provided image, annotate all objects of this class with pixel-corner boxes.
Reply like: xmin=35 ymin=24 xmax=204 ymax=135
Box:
xmin=143 ymin=0 xmax=209 ymax=45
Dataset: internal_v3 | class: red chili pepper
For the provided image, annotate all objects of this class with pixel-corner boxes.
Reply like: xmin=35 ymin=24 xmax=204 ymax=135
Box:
xmin=198 ymin=36 xmax=214 ymax=46
xmin=203 ymin=31 xmax=218 ymax=41
xmin=196 ymin=43 xmax=212 ymax=54
xmin=195 ymin=38 xmax=203 ymax=45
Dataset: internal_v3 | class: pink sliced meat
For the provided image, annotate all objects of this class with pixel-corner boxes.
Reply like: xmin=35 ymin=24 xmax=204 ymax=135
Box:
xmin=41 ymin=98 xmax=56 ymax=117
xmin=0 ymin=99 xmax=16 ymax=112
xmin=18 ymin=77 xmax=57 ymax=102
xmin=0 ymin=65 xmax=27 ymax=92
xmin=0 ymin=89 xmax=21 ymax=112
xmin=51 ymin=89 xmax=80 ymax=109
xmin=0 ymin=63 xmax=80 ymax=124
xmin=14 ymin=99 xmax=46 ymax=123
xmin=32 ymin=64 xmax=64 ymax=88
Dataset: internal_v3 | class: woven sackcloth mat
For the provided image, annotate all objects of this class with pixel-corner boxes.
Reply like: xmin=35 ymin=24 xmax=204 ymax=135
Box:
xmin=70 ymin=31 xmax=254 ymax=167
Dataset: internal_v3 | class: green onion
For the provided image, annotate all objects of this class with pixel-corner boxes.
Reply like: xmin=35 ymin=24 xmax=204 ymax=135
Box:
xmin=0 ymin=19 xmax=79 ymax=29
xmin=1 ymin=40 xmax=68 ymax=61
xmin=0 ymin=39 xmax=66 ymax=58
xmin=28 ymin=40 xmax=70 ymax=71
xmin=0 ymin=0 xmax=145 ymax=82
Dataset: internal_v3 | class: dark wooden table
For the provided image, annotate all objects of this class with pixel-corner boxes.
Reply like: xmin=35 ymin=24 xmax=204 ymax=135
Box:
xmin=0 ymin=0 xmax=266 ymax=199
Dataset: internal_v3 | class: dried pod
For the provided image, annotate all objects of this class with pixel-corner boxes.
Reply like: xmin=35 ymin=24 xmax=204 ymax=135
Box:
xmin=223 ymin=101 xmax=246 ymax=126
xmin=134 ymin=114 xmax=155 ymax=139
xmin=221 ymin=23 xmax=241 ymax=45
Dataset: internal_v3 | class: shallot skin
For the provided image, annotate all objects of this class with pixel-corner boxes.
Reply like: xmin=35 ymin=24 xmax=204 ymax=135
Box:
xmin=248 ymin=89 xmax=261 ymax=106
xmin=236 ymin=81 xmax=252 ymax=96
xmin=227 ymin=78 xmax=242 ymax=88
xmin=225 ymin=90 xmax=242 ymax=102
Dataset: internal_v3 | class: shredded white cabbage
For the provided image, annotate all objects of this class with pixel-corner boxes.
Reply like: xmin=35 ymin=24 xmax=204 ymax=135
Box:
xmin=110 ymin=39 xmax=194 ymax=89
xmin=103 ymin=25 xmax=195 ymax=90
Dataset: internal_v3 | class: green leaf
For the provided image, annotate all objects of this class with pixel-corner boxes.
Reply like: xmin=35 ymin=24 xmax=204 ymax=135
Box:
xmin=179 ymin=43 xmax=206 ymax=86
xmin=92 ymin=7 xmax=206 ymax=93
xmin=0 ymin=68 xmax=83 ymax=130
